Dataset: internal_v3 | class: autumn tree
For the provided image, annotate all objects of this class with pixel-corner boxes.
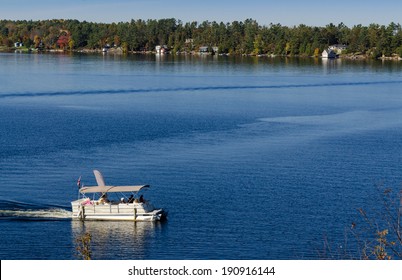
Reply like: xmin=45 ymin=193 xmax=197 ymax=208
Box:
xmin=57 ymin=33 xmax=69 ymax=49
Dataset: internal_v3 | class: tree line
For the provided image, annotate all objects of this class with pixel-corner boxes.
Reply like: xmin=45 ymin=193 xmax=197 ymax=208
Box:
xmin=1 ymin=18 xmax=402 ymax=58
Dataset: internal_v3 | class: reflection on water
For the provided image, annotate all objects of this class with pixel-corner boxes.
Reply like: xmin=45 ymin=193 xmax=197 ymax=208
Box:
xmin=71 ymin=220 xmax=166 ymax=259
xmin=321 ymin=57 xmax=342 ymax=73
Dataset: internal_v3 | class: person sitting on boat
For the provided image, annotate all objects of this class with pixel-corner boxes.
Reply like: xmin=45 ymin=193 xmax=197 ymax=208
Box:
xmin=99 ymin=194 xmax=109 ymax=204
xmin=139 ymin=195 xmax=145 ymax=203
xmin=81 ymin=198 xmax=92 ymax=206
xmin=120 ymin=197 xmax=126 ymax=204
xmin=127 ymin=195 xmax=134 ymax=203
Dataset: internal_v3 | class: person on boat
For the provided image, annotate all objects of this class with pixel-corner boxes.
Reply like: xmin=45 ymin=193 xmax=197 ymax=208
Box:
xmin=120 ymin=197 xmax=126 ymax=203
xmin=99 ymin=194 xmax=109 ymax=204
xmin=81 ymin=198 xmax=92 ymax=206
xmin=139 ymin=195 xmax=145 ymax=203
xmin=127 ymin=195 xmax=134 ymax=203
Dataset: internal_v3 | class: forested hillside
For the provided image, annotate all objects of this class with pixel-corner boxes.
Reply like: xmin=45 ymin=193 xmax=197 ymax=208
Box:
xmin=1 ymin=18 xmax=401 ymax=57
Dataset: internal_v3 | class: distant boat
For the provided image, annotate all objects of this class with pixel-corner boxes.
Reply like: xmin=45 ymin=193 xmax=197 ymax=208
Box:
xmin=71 ymin=170 xmax=167 ymax=221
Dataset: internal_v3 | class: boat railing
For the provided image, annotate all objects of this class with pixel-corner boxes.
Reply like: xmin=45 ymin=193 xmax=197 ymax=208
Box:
xmin=78 ymin=201 xmax=154 ymax=214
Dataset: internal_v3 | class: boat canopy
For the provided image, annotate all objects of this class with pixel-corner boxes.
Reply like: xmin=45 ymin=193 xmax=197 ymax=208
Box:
xmin=79 ymin=185 xmax=150 ymax=194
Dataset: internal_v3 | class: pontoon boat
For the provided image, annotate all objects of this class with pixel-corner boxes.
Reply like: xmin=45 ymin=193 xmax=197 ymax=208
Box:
xmin=71 ymin=170 xmax=167 ymax=221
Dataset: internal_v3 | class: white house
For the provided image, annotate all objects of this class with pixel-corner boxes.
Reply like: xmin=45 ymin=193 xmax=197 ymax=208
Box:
xmin=199 ymin=46 xmax=219 ymax=54
xmin=322 ymin=49 xmax=337 ymax=58
xmin=329 ymin=44 xmax=347 ymax=54
xmin=199 ymin=46 xmax=209 ymax=53
xmin=155 ymin=45 xmax=168 ymax=54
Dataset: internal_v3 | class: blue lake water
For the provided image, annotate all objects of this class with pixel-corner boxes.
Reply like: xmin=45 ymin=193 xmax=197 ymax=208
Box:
xmin=0 ymin=53 xmax=401 ymax=259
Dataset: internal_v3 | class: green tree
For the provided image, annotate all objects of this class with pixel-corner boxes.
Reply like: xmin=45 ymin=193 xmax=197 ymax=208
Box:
xmin=1 ymin=18 xmax=401 ymax=57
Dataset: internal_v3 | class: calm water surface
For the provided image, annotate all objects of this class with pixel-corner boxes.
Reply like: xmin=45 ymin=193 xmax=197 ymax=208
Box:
xmin=0 ymin=53 xmax=401 ymax=259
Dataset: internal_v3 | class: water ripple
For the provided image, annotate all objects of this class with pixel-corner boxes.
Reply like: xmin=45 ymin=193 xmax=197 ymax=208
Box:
xmin=1 ymin=80 xmax=402 ymax=99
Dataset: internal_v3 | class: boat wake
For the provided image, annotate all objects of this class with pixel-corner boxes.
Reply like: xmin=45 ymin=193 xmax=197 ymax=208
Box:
xmin=0 ymin=208 xmax=72 ymax=219
xmin=0 ymin=200 xmax=72 ymax=220
xmin=1 ymin=80 xmax=402 ymax=99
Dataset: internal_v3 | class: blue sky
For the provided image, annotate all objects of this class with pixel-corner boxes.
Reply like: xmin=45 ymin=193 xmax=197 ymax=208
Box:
xmin=1 ymin=0 xmax=401 ymax=27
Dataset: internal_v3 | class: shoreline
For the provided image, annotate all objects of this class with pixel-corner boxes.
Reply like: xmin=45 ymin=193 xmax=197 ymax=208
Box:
xmin=1 ymin=46 xmax=401 ymax=61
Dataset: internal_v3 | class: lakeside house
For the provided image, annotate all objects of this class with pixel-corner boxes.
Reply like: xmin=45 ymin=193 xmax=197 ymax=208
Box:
xmin=155 ymin=45 xmax=168 ymax=54
xmin=199 ymin=46 xmax=219 ymax=54
xmin=102 ymin=44 xmax=111 ymax=53
xmin=322 ymin=49 xmax=337 ymax=58
xmin=199 ymin=46 xmax=209 ymax=53
xmin=329 ymin=44 xmax=347 ymax=54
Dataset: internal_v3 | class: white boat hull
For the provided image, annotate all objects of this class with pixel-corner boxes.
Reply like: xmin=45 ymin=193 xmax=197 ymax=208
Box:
xmin=71 ymin=199 xmax=167 ymax=222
